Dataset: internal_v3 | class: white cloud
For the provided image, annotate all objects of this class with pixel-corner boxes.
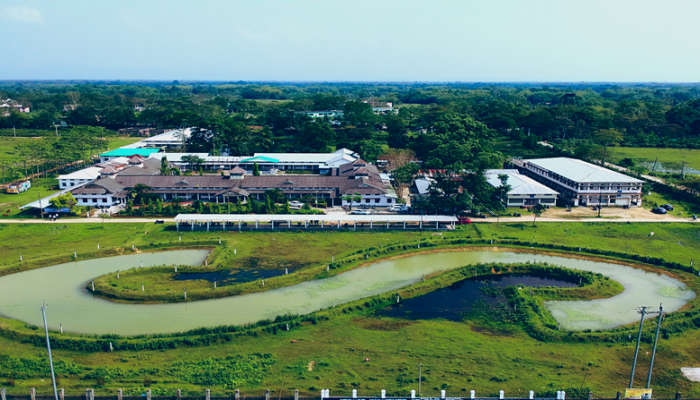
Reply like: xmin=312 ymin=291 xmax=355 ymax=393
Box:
xmin=1 ymin=5 xmax=43 ymax=23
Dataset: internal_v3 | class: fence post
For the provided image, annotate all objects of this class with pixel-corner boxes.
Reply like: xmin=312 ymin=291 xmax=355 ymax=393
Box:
xmin=410 ymin=390 xmax=415 ymax=399
xmin=146 ymin=389 xmax=151 ymax=400
xmin=529 ymin=390 xmax=534 ymax=400
xmin=499 ymin=390 xmax=504 ymax=400
xmin=615 ymin=392 xmax=621 ymax=400
xmin=265 ymin=389 xmax=270 ymax=400
xmin=177 ymin=389 xmax=182 ymax=400
xmin=205 ymin=389 xmax=210 ymax=400
xmin=440 ymin=390 xmax=445 ymax=399
xmin=352 ymin=389 xmax=357 ymax=399
xmin=59 ymin=389 xmax=65 ymax=400
xmin=294 ymin=390 xmax=299 ymax=400
xmin=31 ymin=388 xmax=36 ymax=400
xmin=235 ymin=390 xmax=240 ymax=400
xmin=561 ymin=391 xmax=566 ymax=400
xmin=117 ymin=389 xmax=122 ymax=400
xmin=1 ymin=388 xmax=5 ymax=400
xmin=470 ymin=390 xmax=475 ymax=399
xmin=587 ymin=392 xmax=592 ymax=400
xmin=381 ymin=389 xmax=386 ymax=399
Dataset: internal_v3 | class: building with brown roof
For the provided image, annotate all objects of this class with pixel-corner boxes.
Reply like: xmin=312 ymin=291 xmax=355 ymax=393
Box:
xmin=69 ymin=159 xmax=395 ymax=209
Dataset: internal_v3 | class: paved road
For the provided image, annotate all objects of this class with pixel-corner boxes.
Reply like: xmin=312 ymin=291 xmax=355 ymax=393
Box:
xmin=0 ymin=216 xmax=696 ymax=224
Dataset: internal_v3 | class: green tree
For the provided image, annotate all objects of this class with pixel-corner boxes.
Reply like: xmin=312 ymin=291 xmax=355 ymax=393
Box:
xmin=532 ymin=203 xmax=546 ymax=226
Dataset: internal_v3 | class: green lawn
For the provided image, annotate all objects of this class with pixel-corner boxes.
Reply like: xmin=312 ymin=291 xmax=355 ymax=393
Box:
xmin=105 ymin=136 xmax=141 ymax=149
xmin=0 ymin=137 xmax=40 ymax=164
xmin=608 ymin=147 xmax=700 ymax=171
xmin=0 ymin=223 xmax=698 ymax=396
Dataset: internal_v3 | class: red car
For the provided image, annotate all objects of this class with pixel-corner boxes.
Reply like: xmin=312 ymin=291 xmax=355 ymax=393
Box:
xmin=457 ymin=216 xmax=471 ymax=224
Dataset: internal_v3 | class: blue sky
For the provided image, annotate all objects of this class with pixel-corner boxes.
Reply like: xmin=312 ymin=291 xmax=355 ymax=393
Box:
xmin=1 ymin=0 xmax=699 ymax=81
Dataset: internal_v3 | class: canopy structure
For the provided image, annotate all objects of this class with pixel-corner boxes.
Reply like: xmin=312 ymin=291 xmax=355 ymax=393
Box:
xmin=174 ymin=213 xmax=457 ymax=231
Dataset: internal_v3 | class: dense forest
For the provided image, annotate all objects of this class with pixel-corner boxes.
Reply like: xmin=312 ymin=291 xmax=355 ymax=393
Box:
xmin=2 ymin=82 xmax=698 ymax=161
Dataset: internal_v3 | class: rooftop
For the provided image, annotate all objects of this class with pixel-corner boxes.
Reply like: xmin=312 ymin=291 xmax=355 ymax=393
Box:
xmin=100 ymin=148 xmax=161 ymax=158
xmin=524 ymin=157 xmax=642 ymax=184
xmin=485 ymin=169 xmax=558 ymax=195
xmin=57 ymin=167 xmax=102 ymax=181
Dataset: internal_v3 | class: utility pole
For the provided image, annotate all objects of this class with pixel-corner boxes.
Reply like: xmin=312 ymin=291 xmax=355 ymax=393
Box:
xmin=646 ymin=304 xmax=664 ymax=388
xmin=38 ymin=191 xmax=44 ymax=219
xmin=41 ymin=303 xmax=59 ymax=400
xmin=418 ymin=362 xmax=422 ymax=399
xmin=629 ymin=306 xmax=647 ymax=388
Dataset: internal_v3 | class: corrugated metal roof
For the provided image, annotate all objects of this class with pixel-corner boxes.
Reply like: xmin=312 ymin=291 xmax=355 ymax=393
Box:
xmin=57 ymin=167 xmax=101 ymax=180
xmin=100 ymin=148 xmax=161 ymax=157
xmin=485 ymin=169 xmax=558 ymax=195
xmin=524 ymin=157 xmax=642 ymax=183
xmin=175 ymin=214 xmax=457 ymax=223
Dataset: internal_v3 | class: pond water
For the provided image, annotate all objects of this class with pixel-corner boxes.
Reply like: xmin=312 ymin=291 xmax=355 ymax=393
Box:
xmin=173 ymin=267 xmax=291 ymax=286
xmin=0 ymin=249 xmax=693 ymax=335
xmin=382 ymin=275 xmax=578 ymax=321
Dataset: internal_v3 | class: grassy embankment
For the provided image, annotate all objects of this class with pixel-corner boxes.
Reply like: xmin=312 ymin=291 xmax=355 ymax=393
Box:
xmin=0 ymin=222 xmax=698 ymax=396
xmin=607 ymin=147 xmax=700 ymax=172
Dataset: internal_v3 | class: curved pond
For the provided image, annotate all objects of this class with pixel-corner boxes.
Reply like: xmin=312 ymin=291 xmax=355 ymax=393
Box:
xmin=0 ymin=249 xmax=694 ymax=335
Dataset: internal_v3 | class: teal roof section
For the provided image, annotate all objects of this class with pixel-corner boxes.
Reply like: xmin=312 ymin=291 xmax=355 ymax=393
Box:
xmin=241 ymin=156 xmax=279 ymax=163
xmin=100 ymin=148 xmax=161 ymax=157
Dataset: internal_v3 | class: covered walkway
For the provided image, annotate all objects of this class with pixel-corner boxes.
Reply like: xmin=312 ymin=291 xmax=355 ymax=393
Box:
xmin=174 ymin=213 xmax=457 ymax=231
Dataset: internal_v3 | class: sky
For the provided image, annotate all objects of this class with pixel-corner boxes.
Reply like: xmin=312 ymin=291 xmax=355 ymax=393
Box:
xmin=1 ymin=0 xmax=699 ymax=82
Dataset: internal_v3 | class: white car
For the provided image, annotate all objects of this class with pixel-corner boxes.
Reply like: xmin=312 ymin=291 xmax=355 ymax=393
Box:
xmin=350 ymin=209 xmax=372 ymax=215
xmin=288 ymin=200 xmax=304 ymax=209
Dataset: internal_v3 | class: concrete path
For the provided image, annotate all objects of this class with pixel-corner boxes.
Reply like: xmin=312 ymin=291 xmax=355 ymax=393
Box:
xmin=0 ymin=216 xmax=696 ymax=224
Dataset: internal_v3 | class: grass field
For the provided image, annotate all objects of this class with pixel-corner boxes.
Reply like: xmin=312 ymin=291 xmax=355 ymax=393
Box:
xmin=608 ymin=147 xmax=700 ymax=171
xmin=0 ymin=223 xmax=698 ymax=396
xmin=0 ymin=136 xmax=140 ymax=165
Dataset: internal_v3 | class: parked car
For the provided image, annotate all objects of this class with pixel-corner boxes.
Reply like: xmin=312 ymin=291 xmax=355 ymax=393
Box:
xmin=389 ymin=204 xmax=410 ymax=213
xmin=288 ymin=200 xmax=304 ymax=210
xmin=661 ymin=204 xmax=674 ymax=211
xmin=456 ymin=216 xmax=471 ymax=224
xmin=154 ymin=220 xmax=165 ymax=224
xmin=652 ymin=207 xmax=667 ymax=215
xmin=350 ymin=209 xmax=372 ymax=215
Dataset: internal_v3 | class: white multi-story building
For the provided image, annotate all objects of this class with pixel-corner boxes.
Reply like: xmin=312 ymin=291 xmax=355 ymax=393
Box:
xmin=485 ymin=169 xmax=558 ymax=207
xmin=518 ymin=157 xmax=643 ymax=207
xmin=71 ymin=178 xmax=127 ymax=208
xmin=57 ymin=167 xmax=102 ymax=189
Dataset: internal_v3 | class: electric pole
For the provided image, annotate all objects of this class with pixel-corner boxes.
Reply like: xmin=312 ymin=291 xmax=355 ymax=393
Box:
xmin=41 ymin=303 xmax=59 ymax=400
xmin=629 ymin=306 xmax=647 ymax=388
xmin=646 ymin=304 xmax=664 ymax=388
xmin=418 ymin=362 xmax=422 ymax=399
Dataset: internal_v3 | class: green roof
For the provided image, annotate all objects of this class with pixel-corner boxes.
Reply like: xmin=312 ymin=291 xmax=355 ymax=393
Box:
xmin=241 ymin=156 xmax=279 ymax=163
xmin=100 ymin=148 xmax=161 ymax=157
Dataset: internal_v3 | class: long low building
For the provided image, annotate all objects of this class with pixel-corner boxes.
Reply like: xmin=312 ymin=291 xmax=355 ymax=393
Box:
xmin=151 ymin=148 xmax=359 ymax=173
xmin=516 ymin=157 xmax=643 ymax=207
xmin=70 ymin=158 xmax=397 ymax=208
xmin=485 ymin=169 xmax=558 ymax=207
xmin=174 ymin=213 xmax=457 ymax=230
